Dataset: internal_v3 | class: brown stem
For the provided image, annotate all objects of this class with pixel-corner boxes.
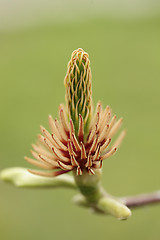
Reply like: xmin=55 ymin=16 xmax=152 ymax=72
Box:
xmin=120 ymin=191 xmax=160 ymax=208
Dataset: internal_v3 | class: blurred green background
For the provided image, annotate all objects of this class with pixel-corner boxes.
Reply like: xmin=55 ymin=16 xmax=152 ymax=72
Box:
xmin=0 ymin=1 xmax=160 ymax=240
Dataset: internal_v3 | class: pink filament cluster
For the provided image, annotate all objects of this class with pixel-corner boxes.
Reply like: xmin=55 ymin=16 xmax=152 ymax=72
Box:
xmin=25 ymin=102 xmax=125 ymax=177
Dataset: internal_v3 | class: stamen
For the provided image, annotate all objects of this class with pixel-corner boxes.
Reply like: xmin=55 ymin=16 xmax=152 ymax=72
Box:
xmin=28 ymin=169 xmax=70 ymax=177
xmin=42 ymin=136 xmax=54 ymax=153
xmin=108 ymin=118 xmax=123 ymax=138
xmin=89 ymin=135 xmax=99 ymax=153
xmin=103 ymin=106 xmax=110 ymax=119
xmin=25 ymin=156 xmax=53 ymax=170
xmin=71 ymin=155 xmax=79 ymax=167
xmin=68 ymin=140 xmax=77 ymax=157
xmin=38 ymin=154 xmax=59 ymax=167
xmin=52 ymin=147 xmax=70 ymax=163
xmin=105 ymin=109 xmax=112 ymax=123
xmin=90 ymin=101 xmax=102 ymax=130
xmin=98 ymin=124 xmax=109 ymax=143
xmin=59 ymin=104 xmax=69 ymax=133
xmin=88 ymin=167 xmax=95 ymax=175
xmin=72 ymin=133 xmax=81 ymax=152
xmin=98 ymin=106 xmax=110 ymax=132
xmin=69 ymin=119 xmax=75 ymax=140
xmin=85 ymin=154 xmax=92 ymax=167
xmin=100 ymin=147 xmax=117 ymax=161
xmin=38 ymin=135 xmax=61 ymax=159
xmin=57 ymin=161 xmax=74 ymax=171
xmin=52 ymin=134 xmax=68 ymax=151
xmin=40 ymin=125 xmax=60 ymax=149
xmin=111 ymin=130 xmax=126 ymax=148
xmin=48 ymin=115 xmax=61 ymax=139
xmin=77 ymin=166 xmax=82 ymax=175
xmin=81 ymin=142 xmax=87 ymax=159
xmin=100 ymin=138 xmax=111 ymax=152
xmin=32 ymin=144 xmax=53 ymax=158
xmin=30 ymin=150 xmax=41 ymax=161
xmin=87 ymin=104 xmax=100 ymax=142
xmin=88 ymin=124 xmax=97 ymax=143
xmin=106 ymin=115 xmax=117 ymax=136
xmin=93 ymin=145 xmax=101 ymax=161
xmin=55 ymin=119 xmax=68 ymax=142
xmin=92 ymin=160 xmax=102 ymax=169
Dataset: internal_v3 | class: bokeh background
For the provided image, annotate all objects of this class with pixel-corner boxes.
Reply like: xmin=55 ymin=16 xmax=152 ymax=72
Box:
xmin=0 ymin=1 xmax=160 ymax=239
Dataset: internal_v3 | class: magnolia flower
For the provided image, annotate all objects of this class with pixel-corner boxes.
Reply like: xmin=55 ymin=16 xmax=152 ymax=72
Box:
xmin=25 ymin=48 xmax=125 ymax=178
xmin=1 ymin=48 xmax=159 ymax=220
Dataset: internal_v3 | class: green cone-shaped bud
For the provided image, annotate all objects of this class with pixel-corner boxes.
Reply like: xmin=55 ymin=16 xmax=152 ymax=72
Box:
xmin=64 ymin=48 xmax=93 ymax=139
